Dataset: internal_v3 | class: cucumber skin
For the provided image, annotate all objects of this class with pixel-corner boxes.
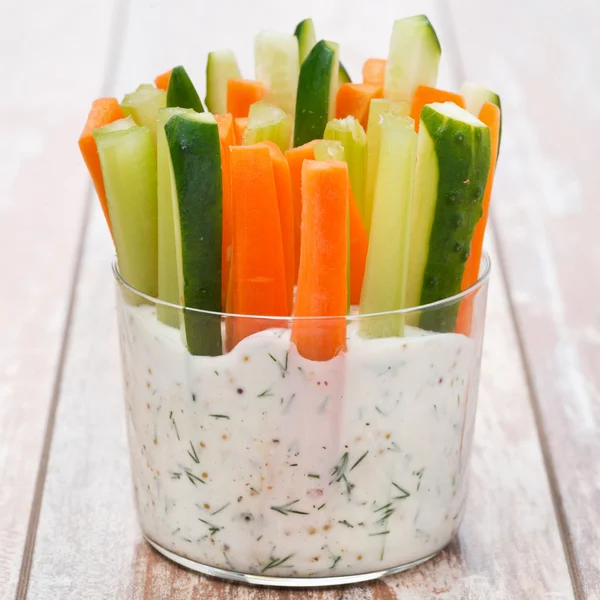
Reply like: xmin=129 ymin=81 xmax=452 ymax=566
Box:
xmin=167 ymin=66 xmax=205 ymax=113
xmin=338 ymin=62 xmax=352 ymax=85
xmin=418 ymin=106 xmax=491 ymax=332
xmin=294 ymin=18 xmax=316 ymax=63
xmin=294 ymin=41 xmax=336 ymax=147
xmin=165 ymin=115 xmax=222 ymax=356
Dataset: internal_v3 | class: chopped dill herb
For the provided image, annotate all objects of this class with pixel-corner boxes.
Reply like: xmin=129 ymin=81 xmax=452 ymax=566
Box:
xmin=170 ymin=471 xmax=181 ymax=480
xmin=330 ymin=452 xmax=349 ymax=483
xmin=330 ymin=556 xmax=341 ymax=569
xmin=289 ymin=463 xmax=298 ymax=467
xmin=317 ymin=503 xmax=326 ymax=510
xmin=210 ymin=502 xmax=230 ymax=516
xmin=392 ymin=482 xmax=410 ymax=499
xmin=191 ymin=393 xmax=196 ymax=402
xmin=198 ymin=517 xmax=222 ymax=536
xmin=257 ymin=388 xmax=274 ymax=397
xmin=317 ymin=396 xmax=330 ymax=414
xmin=308 ymin=473 xmax=320 ymax=479
xmin=172 ymin=527 xmax=180 ymax=535
xmin=268 ymin=352 xmax=288 ymax=377
xmin=374 ymin=502 xmax=393 ymax=513
xmin=214 ymin=370 xmax=219 ymax=376
xmin=338 ymin=519 xmax=354 ymax=528
xmin=261 ymin=554 xmax=294 ymax=573
xmin=184 ymin=469 xmax=205 ymax=486
xmin=256 ymin=535 xmax=263 ymax=541
xmin=209 ymin=414 xmax=230 ymax=420
xmin=250 ymin=487 xmax=260 ymax=495
xmin=375 ymin=508 xmax=395 ymax=526
xmin=271 ymin=499 xmax=309 ymax=516
xmin=350 ymin=450 xmax=369 ymax=471
xmin=187 ymin=441 xmax=200 ymax=464
xmin=369 ymin=530 xmax=390 ymax=536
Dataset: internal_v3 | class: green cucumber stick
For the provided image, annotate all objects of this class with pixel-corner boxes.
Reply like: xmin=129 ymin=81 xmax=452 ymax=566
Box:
xmin=205 ymin=49 xmax=242 ymax=114
xmin=165 ymin=112 xmax=222 ymax=356
xmin=364 ymin=99 xmax=410 ymax=233
xmin=94 ymin=123 xmax=158 ymax=300
xmin=360 ymin=114 xmax=417 ymax=338
xmin=324 ymin=116 xmax=367 ymax=223
xmin=120 ymin=84 xmax=166 ymax=143
xmin=156 ymin=107 xmax=194 ymax=327
xmin=243 ymin=101 xmax=293 ymax=151
xmin=167 ymin=65 xmax=204 ymax=113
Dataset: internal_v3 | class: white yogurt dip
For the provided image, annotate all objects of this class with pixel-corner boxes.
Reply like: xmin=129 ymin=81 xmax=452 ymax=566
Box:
xmin=118 ymin=304 xmax=478 ymax=577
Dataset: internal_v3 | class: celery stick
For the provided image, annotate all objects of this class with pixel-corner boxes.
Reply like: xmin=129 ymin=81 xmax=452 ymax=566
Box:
xmin=313 ymin=139 xmax=344 ymax=162
xmin=254 ymin=31 xmax=299 ymax=117
xmin=364 ymin=99 xmax=410 ymax=233
xmin=94 ymin=124 xmax=158 ymax=299
xmin=121 ymin=84 xmax=166 ymax=143
xmin=359 ymin=114 xmax=417 ymax=338
xmin=156 ymin=107 xmax=194 ymax=327
xmin=324 ymin=116 xmax=367 ymax=222
xmin=243 ymin=101 xmax=293 ymax=151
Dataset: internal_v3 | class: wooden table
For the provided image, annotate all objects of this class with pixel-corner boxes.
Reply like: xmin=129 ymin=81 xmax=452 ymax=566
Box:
xmin=1 ymin=0 xmax=598 ymax=598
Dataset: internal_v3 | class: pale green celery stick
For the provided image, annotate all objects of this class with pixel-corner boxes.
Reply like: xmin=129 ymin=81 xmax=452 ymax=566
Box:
xmin=359 ymin=114 xmax=417 ymax=337
xmin=324 ymin=116 xmax=367 ymax=223
xmin=364 ymin=99 xmax=410 ymax=233
xmin=313 ymin=139 xmax=344 ymax=162
xmin=156 ymin=107 xmax=194 ymax=326
xmin=384 ymin=15 xmax=441 ymax=103
xmin=121 ymin=84 xmax=166 ymax=143
xmin=243 ymin=101 xmax=293 ymax=151
xmin=94 ymin=124 xmax=158 ymax=300
xmin=205 ymin=49 xmax=242 ymax=114
xmin=254 ymin=31 xmax=299 ymax=117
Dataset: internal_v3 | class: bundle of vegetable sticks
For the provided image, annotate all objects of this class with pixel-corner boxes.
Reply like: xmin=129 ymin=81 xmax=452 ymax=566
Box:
xmin=79 ymin=15 xmax=501 ymax=359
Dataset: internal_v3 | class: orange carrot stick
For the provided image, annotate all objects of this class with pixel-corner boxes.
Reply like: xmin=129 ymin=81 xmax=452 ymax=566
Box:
xmin=78 ymin=98 xmax=125 ymax=237
xmin=258 ymin=141 xmax=295 ymax=314
xmin=362 ymin=58 xmax=386 ymax=85
xmin=284 ymin=140 xmax=319 ymax=283
xmin=292 ymin=160 xmax=348 ymax=361
xmin=214 ymin=113 xmax=236 ymax=307
xmin=335 ymin=83 xmax=383 ymax=130
xmin=233 ymin=117 xmax=248 ymax=145
xmin=227 ymin=79 xmax=266 ymax=119
xmin=230 ymin=144 xmax=288 ymax=345
xmin=410 ymin=85 xmax=465 ymax=131
xmin=456 ymin=101 xmax=500 ymax=335
xmin=349 ymin=187 xmax=368 ymax=305
xmin=154 ymin=69 xmax=172 ymax=91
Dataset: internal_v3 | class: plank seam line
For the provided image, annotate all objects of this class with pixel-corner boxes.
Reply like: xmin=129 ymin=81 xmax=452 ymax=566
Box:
xmin=435 ymin=1 xmax=584 ymax=598
xmin=14 ymin=0 xmax=131 ymax=597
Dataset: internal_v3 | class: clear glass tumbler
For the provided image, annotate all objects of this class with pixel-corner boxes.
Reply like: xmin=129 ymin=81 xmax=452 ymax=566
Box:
xmin=114 ymin=253 xmax=490 ymax=587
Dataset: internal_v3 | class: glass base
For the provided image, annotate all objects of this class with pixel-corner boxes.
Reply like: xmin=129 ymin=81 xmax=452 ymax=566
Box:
xmin=145 ymin=535 xmax=440 ymax=588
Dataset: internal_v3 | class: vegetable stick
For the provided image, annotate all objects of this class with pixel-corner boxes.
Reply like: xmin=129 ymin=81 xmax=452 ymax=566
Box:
xmin=233 ymin=117 xmax=248 ymax=145
xmin=292 ymin=160 xmax=348 ymax=361
xmin=284 ymin=140 xmax=319 ymax=282
xmin=335 ymin=83 xmax=382 ymax=130
xmin=456 ymin=101 xmax=500 ymax=335
xmin=167 ymin=65 xmax=204 ymax=113
xmin=226 ymin=79 xmax=265 ymax=118
xmin=154 ymin=69 xmax=172 ymax=90
xmin=121 ymin=84 xmax=166 ymax=143
xmin=214 ymin=113 xmax=236 ymax=307
xmin=360 ymin=114 xmax=417 ymax=338
xmin=243 ymin=101 xmax=293 ymax=151
xmin=362 ymin=58 xmax=386 ymax=85
xmin=206 ymin=50 xmax=242 ymax=114
xmin=230 ymin=144 xmax=288 ymax=345
xmin=258 ymin=141 xmax=295 ymax=314
xmin=78 ymin=97 xmax=125 ymax=237
xmin=410 ymin=85 xmax=465 ymax=131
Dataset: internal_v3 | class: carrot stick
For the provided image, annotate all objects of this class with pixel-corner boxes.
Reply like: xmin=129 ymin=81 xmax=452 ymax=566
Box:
xmin=233 ymin=117 xmax=248 ymax=145
xmin=362 ymin=58 xmax=386 ymax=85
xmin=335 ymin=83 xmax=383 ymax=130
xmin=154 ymin=69 xmax=172 ymax=91
xmin=230 ymin=144 xmax=288 ymax=345
xmin=410 ymin=85 xmax=465 ymax=132
xmin=214 ymin=113 xmax=236 ymax=308
xmin=292 ymin=160 xmax=348 ymax=361
xmin=258 ymin=141 xmax=295 ymax=314
xmin=284 ymin=140 xmax=319 ymax=283
xmin=456 ymin=101 xmax=500 ymax=335
xmin=227 ymin=79 xmax=266 ymax=118
xmin=78 ymin=98 xmax=125 ymax=237
xmin=349 ymin=187 xmax=368 ymax=305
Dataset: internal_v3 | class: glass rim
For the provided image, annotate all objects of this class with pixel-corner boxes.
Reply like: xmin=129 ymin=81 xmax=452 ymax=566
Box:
xmin=112 ymin=251 xmax=491 ymax=321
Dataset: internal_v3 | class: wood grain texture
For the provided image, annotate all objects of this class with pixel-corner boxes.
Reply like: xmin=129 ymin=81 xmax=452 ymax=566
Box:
xmin=447 ymin=1 xmax=600 ymax=597
xmin=0 ymin=1 xmax=121 ymax=598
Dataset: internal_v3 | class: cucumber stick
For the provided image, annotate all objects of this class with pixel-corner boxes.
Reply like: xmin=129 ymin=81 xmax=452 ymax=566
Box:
xmin=254 ymin=31 xmax=299 ymax=117
xmin=167 ymin=65 xmax=204 ymax=113
xmin=294 ymin=40 xmax=339 ymax=147
xmin=121 ymin=84 xmax=166 ymax=142
xmin=324 ymin=116 xmax=367 ymax=223
xmin=360 ymin=114 xmax=417 ymax=337
xmin=165 ymin=112 xmax=222 ymax=356
xmin=205 ymin=50 xmax=242 ymax=114
xmin=94 ymin=122 xmax=158 ymax=299
xmin=243 ymin=101 xmax=292 ymax=151
xmin=364 ymin=98 xmax=410 ymax=234
xmin=156 ymin=107 xmax=194 ymax=327
xmin=406 ymin=102 xmax=491 ymax=332
xmin=384 ymin=15 xmax=441 ymax=102
xmin=293 ymin=18 xmax=351 ymax=85
xmin=460 ymin=81 xmax=502 ymax=151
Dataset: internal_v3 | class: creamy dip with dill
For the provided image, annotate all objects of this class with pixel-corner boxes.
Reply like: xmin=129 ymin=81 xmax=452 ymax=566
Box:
xmin=119 ymin=304 xmax=477 ymax=577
